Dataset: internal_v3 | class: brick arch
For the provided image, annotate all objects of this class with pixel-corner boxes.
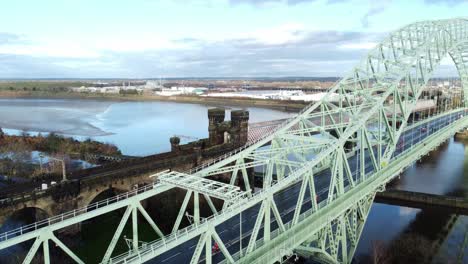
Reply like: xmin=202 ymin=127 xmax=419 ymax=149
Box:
xmin=0 ymin=205 xmax=50 ymax=231
xmin=80 ymin=186 xmax=127 ymax=209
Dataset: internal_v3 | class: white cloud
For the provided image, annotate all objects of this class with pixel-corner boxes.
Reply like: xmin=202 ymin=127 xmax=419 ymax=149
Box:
xmin=0 ymin=33 xmax=190 ymax=60
xmin=52 ymin=60 xmax=118 ymax=69
xmin=94 ymin=35 xmax=189 ymax=52
xmin=338 ymin=42 xmax=377 ymax=50
xmin=0 ymin=41 xmax=100 ymax=58
xmin=240 ymin=23 xmax=307 ymax=45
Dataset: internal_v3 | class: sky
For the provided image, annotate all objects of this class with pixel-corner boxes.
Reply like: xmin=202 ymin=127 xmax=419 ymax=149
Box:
xmin=0 ymin=0 xmax=466 ymax=78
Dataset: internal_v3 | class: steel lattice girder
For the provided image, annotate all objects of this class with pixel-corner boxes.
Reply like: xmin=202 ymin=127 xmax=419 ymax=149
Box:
xmin=156 ymin=171 xmax=251 ymax=201
xmin=1 ymin=18 xmax=468 ymax=264
xmin=118 ymin=18 xmax=468 ymax=264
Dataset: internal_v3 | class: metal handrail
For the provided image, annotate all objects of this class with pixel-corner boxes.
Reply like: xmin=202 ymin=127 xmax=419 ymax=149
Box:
xmin=0 ymin=184 xmax=155 ymax=242
xmin=0 ymin=108 xmax=464 ymax=247
xmin=109 ymin=110 xmax=468 ymax=263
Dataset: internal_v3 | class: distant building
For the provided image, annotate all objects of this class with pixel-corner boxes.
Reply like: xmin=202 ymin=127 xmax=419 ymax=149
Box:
xmin=203 ymin=90 xmax=344 ymax=102
xmin=155 ymin=87 xmax=207 ymax=96
xmin=145 ymin=80 xmax=164 ymax=89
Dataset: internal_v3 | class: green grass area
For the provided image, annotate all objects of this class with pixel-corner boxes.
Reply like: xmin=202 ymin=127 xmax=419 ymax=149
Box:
xmin=0 ymin=81 xmax=89 ymax=92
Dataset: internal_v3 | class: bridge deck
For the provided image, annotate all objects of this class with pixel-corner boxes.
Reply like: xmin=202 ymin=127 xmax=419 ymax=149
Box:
xmin=109 ymin=110 xmax=468 ymax=264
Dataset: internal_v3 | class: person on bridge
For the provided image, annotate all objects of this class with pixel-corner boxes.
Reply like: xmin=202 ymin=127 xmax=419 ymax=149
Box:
xmin=212 ymin=242 xmax=219 ymax=253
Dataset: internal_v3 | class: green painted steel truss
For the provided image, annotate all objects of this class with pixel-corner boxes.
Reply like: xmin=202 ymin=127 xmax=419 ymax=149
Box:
xmin=1 ymin=18 xmax=468 ymax=264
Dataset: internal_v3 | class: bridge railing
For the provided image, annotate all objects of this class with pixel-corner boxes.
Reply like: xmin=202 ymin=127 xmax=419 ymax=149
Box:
xmin=225 ymin=115 xmax=467 ymax=263
xmin=0 ymin=184 xmax=155 ymax=243
xmin=108 ymin=180 xmax=293 ymax=263
xmin=111 ymin=163 xmax=365 ymax=264
xmin=110 ymin=109 xmax=468 ymax=263
xmin=1 ymin=109 xmax=463 ymax=247
xmin=0 ymin=108 xmax=462 ymax=263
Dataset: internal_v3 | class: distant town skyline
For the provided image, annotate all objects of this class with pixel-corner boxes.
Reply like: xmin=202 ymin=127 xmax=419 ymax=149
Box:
xmin=0 ymin=0 xmax=466 ymax=78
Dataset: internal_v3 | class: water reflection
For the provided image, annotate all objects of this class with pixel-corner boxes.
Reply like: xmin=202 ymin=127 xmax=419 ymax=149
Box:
xmin=356 ymin=137 xmax=468 ymax=262
xmin=0 ymin=99 xmax=295 ymax=156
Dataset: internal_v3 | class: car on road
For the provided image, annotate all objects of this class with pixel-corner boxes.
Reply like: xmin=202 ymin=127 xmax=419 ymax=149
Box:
xmin=212 ymin=243 xmax=219 ymax=253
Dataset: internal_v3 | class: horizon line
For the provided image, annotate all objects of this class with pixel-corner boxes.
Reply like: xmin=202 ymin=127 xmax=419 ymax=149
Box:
xmin=0 ymin=76 xmax=462 ymax=81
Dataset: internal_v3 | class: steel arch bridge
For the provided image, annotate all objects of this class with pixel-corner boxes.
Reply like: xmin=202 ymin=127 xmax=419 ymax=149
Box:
xmin=1 ymin=18 xmax=468 ymax=264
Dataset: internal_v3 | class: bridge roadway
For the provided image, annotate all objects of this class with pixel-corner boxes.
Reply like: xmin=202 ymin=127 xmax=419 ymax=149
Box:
xmin=112 ymin=110 xmax=466 ymax=264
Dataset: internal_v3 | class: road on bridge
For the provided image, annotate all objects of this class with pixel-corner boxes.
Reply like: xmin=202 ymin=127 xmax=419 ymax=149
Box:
xmin=132 ymin=110 xmax=466 ymax=264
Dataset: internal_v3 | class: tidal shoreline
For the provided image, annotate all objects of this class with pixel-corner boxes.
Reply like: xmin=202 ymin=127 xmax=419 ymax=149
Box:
xmin=0 ymin=90 xmax=307 ymax=112
xmin=0 ymin=97 xmax=296 ymax=155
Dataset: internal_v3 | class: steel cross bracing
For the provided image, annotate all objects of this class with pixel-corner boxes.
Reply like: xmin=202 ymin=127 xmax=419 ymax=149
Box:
xmin=1 ymin=18 xmax=468 ymax=264
xmin=155 ymin=171 xmax=251 ymax=202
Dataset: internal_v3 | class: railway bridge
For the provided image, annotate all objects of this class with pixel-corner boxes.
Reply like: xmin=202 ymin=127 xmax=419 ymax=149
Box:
xmin=0 ymin=18 xmax=467 ymax=264
xmin=0 ymin=108 xmax=254 ymax=226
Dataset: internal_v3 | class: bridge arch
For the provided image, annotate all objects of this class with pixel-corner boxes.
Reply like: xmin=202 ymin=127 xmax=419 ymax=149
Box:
xmin=82 ymin=187 xmax=127 ymax=210
xmin=0 ymin=207 xmax=49 ymax=232
xmin=218 ymin=18 xmax=468 ymax=264
xmin=449 ymin=40 xmax=468 ymax=103
xmin=284 ymin=19 xmax=468 ymax=263
xmin=327 ymin=19 xmax=468 ymax=163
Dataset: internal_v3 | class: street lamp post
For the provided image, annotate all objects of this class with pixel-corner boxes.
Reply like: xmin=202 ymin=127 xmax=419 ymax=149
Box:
xmin=49 ymin=156 xmax=67 ymax=182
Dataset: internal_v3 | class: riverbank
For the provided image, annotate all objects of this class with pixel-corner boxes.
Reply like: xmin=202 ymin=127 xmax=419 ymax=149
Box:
xmin=455 ymin=129 xmax=468 ymax=140
xmin=0 ymin=132 xmax=120 ymax=179
xmin=0 ymin=90 xmax=307 ymax=112
xmin=0 ymin=98 xmax=296 ymax=155
xmin=0 ymin=132 xmax=121 ymax=156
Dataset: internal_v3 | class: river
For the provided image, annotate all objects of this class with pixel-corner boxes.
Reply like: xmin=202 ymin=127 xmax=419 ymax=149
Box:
xmin=355 ymin=137 xmax=468 ymax=263
xmin=0 ymin=98 xmax=467 ymax=263
xmin=0 ymin=98 xmax=295 ymax=156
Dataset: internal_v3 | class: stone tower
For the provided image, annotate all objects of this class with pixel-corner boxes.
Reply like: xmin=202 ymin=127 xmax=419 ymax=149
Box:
xmin=169 ymin=136 xmax=180 ymax=152
xmin=230 ymin=110 xmax=249 ymax=145
xmin=208 ymin=108 xmax=225 ymax=145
